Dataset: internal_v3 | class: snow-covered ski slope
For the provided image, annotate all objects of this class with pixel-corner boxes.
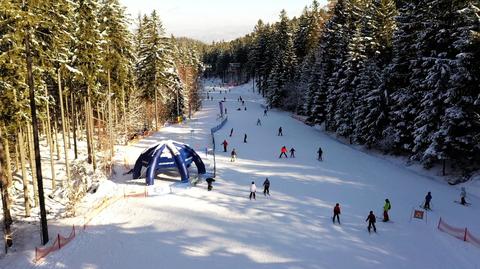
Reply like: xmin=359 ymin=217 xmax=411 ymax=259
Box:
xmin=7 ymin=81 xmax=480 ymax=269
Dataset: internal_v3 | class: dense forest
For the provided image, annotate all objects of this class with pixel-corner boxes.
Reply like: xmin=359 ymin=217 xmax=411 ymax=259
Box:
xmin=0 ymin=0 xmax=204 ymax=246
xmin=203 ymin=0 xmax=480 ymax=176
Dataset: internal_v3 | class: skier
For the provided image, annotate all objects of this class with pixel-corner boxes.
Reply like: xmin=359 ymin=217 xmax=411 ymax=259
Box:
xmin=242 ymin=100 xmax=245 ymax=106
xmin=424 ymin=192 xmax=432 ymax=210
xmin=244 ymin=106 xmax=247 ymax=111
xmin=333 ymin=203 xmax=341 ymax=224
xmin=230 ymin=148 xmax=237 ymax=162
xmin=256 ymin=118 xmax=262 ymax=126
xmin=279 ymin=146 xmax=288 ymax=158
xmin=263 ymin=109 xmax=268 ymax=116
xmin=225 ymin=107 xmax=227 ymax=114
xmin=366 ymin=211 xmax=377 ymax=233
xmin=383 ymin=199 xmax=391 ymax=222
xmin=278 ymin=127 xmax=283 ymax=136
xmin=290 ymin=147 xmax=296 ymax=158
xmin=221 ymin=139 xmax=228 ymax=152
xmin=317 ymin=147 xmax=323 ymax=161
xmin=263 ymin=178 xmax=270 ymax=196
xmin=244 ymin=133 xmax=247 ymax=143
xmin=224 ymin=97 xmax=226 ymax=101
xmin=249 ymin=181 xmax=257 ymax=200
xmin=460 ymin=187 xmax=467 ymax=205
xmin=206 ymin=177 xmax=215 ymax=191
xmin=229 ymin=128 xmax=233 ymax=137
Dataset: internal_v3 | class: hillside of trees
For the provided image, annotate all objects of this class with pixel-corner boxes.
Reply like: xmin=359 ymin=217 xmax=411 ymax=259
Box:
xmin=0 ymin=0 xmax=204 ymax=247
xmin=203 ymin=0 xmax=480 ymax=177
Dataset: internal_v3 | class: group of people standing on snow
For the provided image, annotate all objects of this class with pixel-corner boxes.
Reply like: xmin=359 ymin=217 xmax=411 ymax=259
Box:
xmin=249 ymin=178 xmax=271 ymax=200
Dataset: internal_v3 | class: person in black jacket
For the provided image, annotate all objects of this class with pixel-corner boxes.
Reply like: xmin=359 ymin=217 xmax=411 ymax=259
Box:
xmin=317 ymin=147 xmax=323 ymax=161
xmin=263 ymin=178 xmax=270 ymax=196
xmin=290 ymin=147 xmax=296 ymax=158
xmin=244 ymin=133 xmax=247 ymax=143
xmin=366 ymin=211 xmax=377 ymax=233
xmin=424 ymin=192 xmax=432 ymax=210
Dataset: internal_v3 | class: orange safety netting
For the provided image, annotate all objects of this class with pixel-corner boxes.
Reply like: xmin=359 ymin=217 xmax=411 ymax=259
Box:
xmin=438 ymin=218 xmax=466 ymax=241
xmin=438 ymin=218 xmax=479 ymax=248
xmin=35 ymin=225 xmax=76 ymax=262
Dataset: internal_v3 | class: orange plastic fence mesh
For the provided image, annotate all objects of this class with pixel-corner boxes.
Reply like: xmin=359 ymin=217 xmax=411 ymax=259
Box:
xmin=438 ymin=218 xmax=466 ymax=240
xmin=466 ymin=230 xmax=480 ymax=248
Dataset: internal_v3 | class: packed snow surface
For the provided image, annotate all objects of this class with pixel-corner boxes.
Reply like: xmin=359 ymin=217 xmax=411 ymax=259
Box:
xmin=1 ymin=81 xmax=479 ymax=269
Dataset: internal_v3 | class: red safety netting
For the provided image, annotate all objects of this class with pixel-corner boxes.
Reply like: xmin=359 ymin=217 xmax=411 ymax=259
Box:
xmin=35 ymin=226 xmax=75 ymax=262
xmin=438 ymin=218 xmax=466 ymax=241
xmin=466 ymin=230 xmax=480 ymax=248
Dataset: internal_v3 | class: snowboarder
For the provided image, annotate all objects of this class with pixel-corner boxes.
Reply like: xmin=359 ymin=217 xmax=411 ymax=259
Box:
xmin=263 ymin=178 xmax=270 ymax=196
xmin=230 ymin=148 xmax=237 ymax=162
xmin=366 ymin=211 xmax=377 ymax=233
xmin=290 ymin=147 xmax=296 ymax=158
xmin=221 ymin=140 xmax=228 ymax=152
xmin=250 ymin=181 xmax=257 ymax=200
xmin=333 ymin=203 xmax=341 ymax=224
xmin=263 ymin=109 xmax=268 ymax=116
xmin=244 ymin=133 xmax=247 ymax=143
xmin=229 ymin=128 xmax=233 ymax=137
xmin=256 ymin=118 xmax=262 ymax=126
xmin=424 ymin=192 xmax=432 ymax=210
xmin=206 ymin=177 xmax=215 ymax=191
xmin=317 ymin=147 xmax=323 ymax=161
xmin=279 ymin=146 xmax=288 ymax=158
xmin=383 ymin=199 xmax=391 ymax=222
xmin=460 ymin=187 xmax=467 ymax=205
xmin=278 ymin=127 xmax=283 ymax=136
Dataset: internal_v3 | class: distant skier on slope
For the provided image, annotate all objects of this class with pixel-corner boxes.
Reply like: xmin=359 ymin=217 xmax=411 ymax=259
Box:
xmin=333 ymin=203 xmax=341 ymax=224
xmin=263 ymin=109 xmax=268 ymax=116
xmin=257 ymin=118 xmax=262 ymax=126
xmin=383 ymin=199 xmax=391 ymax=222
xmin=229 ymin=128 xmax=233 ymax=137
xmin=221 ymin=139 xmax=228 ymax=152
xmin=244 ymin=133 xmax=247 ymax=143
xmin=279 ymin=146 xmax=288 ymax=158
xmin=263 ymin=178 xmax=270 ymax=196
xmin=290 ymin=147 xmax=296 ymax=158
xmin=225 ymin=107 xmax=227 ymax=114
xmin=231 ymin=148 xmax=237 ymax=162
xmin=366 ymin=211 xmax=377 ymax=233
xmin=424 ymin=192 xmax=432 ymax=210
xmin=278 ymin=127 xmax=283 ymax=136
xmin=250 ymin=181 xmax=257 ymax=200
xmin=460 ymin=187 xmax=467 ymax=205
xmin=317 ymin=147 xmax=323 ymax=161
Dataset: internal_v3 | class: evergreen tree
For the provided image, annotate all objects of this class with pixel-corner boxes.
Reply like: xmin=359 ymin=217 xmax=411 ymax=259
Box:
xmin=266 ymin=10 xmax=297 ymax=108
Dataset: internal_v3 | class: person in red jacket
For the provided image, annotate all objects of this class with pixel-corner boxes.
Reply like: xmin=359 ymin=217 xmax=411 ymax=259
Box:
xmin=279 ymin=146 xmax=288 ymax=158
xmin=333 ymin=203 xmax=341 ymax=224
xmin=221 ymin=140 xmax=228 ymax=152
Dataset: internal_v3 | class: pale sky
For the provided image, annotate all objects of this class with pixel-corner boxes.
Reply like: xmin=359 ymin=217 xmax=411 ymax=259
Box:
xmin=119 ymin=0 xmax=328 ymax=43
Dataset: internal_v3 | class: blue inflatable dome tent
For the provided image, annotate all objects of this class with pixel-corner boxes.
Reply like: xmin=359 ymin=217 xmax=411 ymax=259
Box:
xmin=132 ymin=140 xmax=206 ymax=185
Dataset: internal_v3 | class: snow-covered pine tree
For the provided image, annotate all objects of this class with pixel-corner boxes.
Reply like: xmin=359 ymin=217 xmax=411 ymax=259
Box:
xmin=414 ymin=0 xmax=480 ymax=169
xmin=352 ymin=0 xmax=396 ymax=146
xmin=266 ymin=10 xmax=297 ymax=108
xmin=381 ymin=1 xmax=423 ymax=154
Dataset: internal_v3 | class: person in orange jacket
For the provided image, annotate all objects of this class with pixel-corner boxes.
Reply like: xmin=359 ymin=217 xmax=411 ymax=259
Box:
xmin=279 ymin=146 xmax=288 ymax=158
